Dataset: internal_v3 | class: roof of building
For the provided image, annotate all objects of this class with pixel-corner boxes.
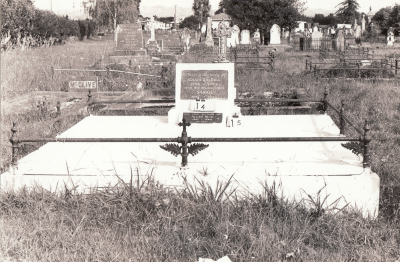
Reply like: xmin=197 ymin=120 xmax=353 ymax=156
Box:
xmin=211 ymin=13 xmax=231 ymax=21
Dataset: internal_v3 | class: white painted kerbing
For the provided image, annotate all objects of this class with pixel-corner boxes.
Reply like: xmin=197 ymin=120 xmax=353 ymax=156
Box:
xmin=0 ymin=115 xmax=380 ymax=218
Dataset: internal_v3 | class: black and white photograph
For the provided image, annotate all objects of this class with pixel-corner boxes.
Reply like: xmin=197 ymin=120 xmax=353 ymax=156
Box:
xmin=1 ymin=0 xmax=400 ymax=260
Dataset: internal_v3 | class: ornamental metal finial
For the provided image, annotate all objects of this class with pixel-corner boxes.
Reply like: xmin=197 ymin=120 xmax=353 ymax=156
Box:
xmin=160 ymin=118 xmax=208 ymax=167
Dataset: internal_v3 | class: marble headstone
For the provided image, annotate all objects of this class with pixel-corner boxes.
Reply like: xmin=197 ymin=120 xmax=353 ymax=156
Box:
xmin=241 ymin=30 xmax=251 ymax=44
xmin=253 ymin=29 xmax=261 ymax=44
xmin=387 ymin=28 xmax=395 ymax=46
xmin=227 ymin=25 xmax=240 ymax=48
xmin=270 ymin=24 xmax=281 ymax=45
xmin=334 ymin=29 xmax=345 ymax=52
xmin=355 ymin=25 xmax=362 ymax=45
xmin=205 ymin=17 xmax=214 ymax=47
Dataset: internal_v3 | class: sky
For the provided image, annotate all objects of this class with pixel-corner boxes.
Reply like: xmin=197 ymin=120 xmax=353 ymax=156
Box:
xmin=33 ymin=0 xmax=399 ymax=18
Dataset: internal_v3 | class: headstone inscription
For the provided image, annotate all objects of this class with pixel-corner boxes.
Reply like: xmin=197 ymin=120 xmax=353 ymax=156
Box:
xmin=168 ymin=63 xmax=240 ymax=126
xmin=270 ymin=24 xmax=281 ymax=45
xmin=240 ymin=30 xmax=251 ymax=44
xmin=116 ymin=23 xmax=144 ymax=54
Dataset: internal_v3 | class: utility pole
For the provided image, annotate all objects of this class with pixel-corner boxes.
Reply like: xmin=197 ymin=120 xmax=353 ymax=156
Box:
xmin=174 ymin=5 xmax=178 ymax=30
xmin=50 ymin=0 xmax=52 ymax=12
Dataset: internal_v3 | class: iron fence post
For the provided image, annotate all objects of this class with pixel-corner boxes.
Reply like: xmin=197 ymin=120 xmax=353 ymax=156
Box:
xmin=340 ymin=100 xmax=345 ymax=135
xmin=178 ymin=118 xmax=192 ymax=167
xmin=313 ymin=65 xmax=317 ymax=77
xmin=322 ymin=87 xmax=328 ymax=114
xmin=362 ymin=119 xmax=371 ymax=168
xmin=357 ymin=63 xmax=361 ymax=78
xmin=396 ymin=60 xmax=398 ymax=75
xmin=10 ymin=122 xmax=19 ymax=167
xmin=56 ymin=101 xmax=61 ymax=117
xmin=309 ymin=61 xmax=312 ymax=71
xmin=305 ymin=59 xmax=308 ymax=70
xmin=87 ymin=90 xmax=93 ymax=115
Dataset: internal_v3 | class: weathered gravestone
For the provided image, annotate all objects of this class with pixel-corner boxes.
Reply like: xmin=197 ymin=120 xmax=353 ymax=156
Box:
xmin=334 ymin=29 xmax=345 ymax=52
xmin=253 ymin=29 xmax=261 ymax=44
xmin=168 ymin=63 xmax=240 ymax=126
xmin=227 ymin=25 xmax=240 ymax=48
xmin=205 ymin=17 xmax=214 ymax=47
xmin=180 ymin=28 xmax=191 ymax=51
xmin=270 ymin=24 xmax=281 ymax=45
xmin=115 ymin=23 xmax=144 ymax=54
xmin=240 ymin=30 xmax=251 ymax=45
xmin=387 ymin=28 xmax=395 ymax=46
xmin=311 ymin=30 xmax=323 ymax=49
xmin=217 ymin=22 xmax=232 ymax=62
xmin=362 ymin=14 xmax=366 ymax=34
xmin=355 ymin=25 xmax=362 ymax=45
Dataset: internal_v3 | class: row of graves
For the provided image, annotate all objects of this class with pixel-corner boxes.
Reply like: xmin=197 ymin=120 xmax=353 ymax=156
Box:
xmin=3 ymin=61 xmax=380 ymax=219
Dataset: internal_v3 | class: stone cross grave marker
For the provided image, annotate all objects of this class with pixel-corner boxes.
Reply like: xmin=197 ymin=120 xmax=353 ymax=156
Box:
xmin=168 ymin=63 xmax=241 ymax=127
xmin=270 ymin=24 xmax=281 ymax=45
xmin=240 ymin=30 xmax=251 ymax=44
xmin=147 ymin=17 xmax=156 ymax=43
xmin=116 ymin=23 xmax=143 ymax=52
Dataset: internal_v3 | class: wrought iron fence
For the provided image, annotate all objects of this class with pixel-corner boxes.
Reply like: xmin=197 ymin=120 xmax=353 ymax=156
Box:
xmin=9 ymin=88 xmax=372 ymax=168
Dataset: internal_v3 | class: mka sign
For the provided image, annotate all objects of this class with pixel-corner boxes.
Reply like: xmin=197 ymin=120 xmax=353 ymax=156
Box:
xmin=69 ymin=77 xmax=98 ymax=92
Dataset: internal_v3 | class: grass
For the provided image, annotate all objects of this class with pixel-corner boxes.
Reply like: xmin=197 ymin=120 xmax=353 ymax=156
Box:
xmin=1 ymin=38 xmax=400 ymax=261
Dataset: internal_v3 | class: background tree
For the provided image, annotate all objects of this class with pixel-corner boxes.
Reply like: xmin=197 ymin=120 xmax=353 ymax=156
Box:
xmin=192 ymin=0 xmax=211 ymax=25
xmin=334 ymin=0 xmax=360 ymax=24
xmin=312 ymin=13 xmax=337 ymax=26
xmin=388 ymin=4 xmax=400 ymax=35
xmin=179 ymin=15 xmax=200 ymax=30
xmin=89 ymin=0 xmax=140 ymax=31
xmin=372 ymin=7 xmax=392 ymax=34
xmin=221 ymin=0 xmax=305 ymax=44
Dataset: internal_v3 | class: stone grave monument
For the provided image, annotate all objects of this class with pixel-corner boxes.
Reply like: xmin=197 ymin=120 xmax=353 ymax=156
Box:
xmin=270 ymin=24 xmax=281 ymax=45
xmin=387 ymin=27 xmax=395 ymax=46
xmin=311 ymin=30 xmax=323 ymax=49
xmin=240 ymin=30 xmax=251 ymax=44
xmin=2 ymin=60 xmax=381 ymax=219
xmin=362 ymin=14 xmax=366 ymax=34
xmin=168 ymin=63 xmax=240 ymax=125
xmin=253 ymin=29 xmax=261 ymax=44
xmin=180 ymin=28 xmax=191 ymax=51
xmin=115 ymin=22 xmax=145 ymax=55
xmin=334 ymin=29 xmax=345 ymax=52
xmin=146 ymin=17 xmax=161 ymax=53
xmin=111 ymin=22 xmax=148 ymax=63
xmin=205 ymin=17 xmax=214 ymax=47
xmin=216 ymin=22 xmax=231 ymax=62
xmin=227 ymin=25 xmax=240 ymax=48
xmin=355 ymin=25 xmax=362 ymax=45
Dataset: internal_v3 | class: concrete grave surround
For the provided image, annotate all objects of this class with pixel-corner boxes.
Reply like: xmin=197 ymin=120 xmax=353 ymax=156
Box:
xmin=240 ymin=30 xmax=251 ymax=45
xmin=270 ymin=24 xmax=281 ymax=45
xmin=168 ymin=63 xmax=239 ymax=125
xmin=1 ymin=114 xmax=380 ymax=218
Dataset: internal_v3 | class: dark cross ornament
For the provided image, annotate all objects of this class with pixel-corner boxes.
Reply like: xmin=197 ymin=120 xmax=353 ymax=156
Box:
xmin=160 ymin=118 xmax=209 ymax=167
xmin=217 ymin=21 xmax=231 ymax=62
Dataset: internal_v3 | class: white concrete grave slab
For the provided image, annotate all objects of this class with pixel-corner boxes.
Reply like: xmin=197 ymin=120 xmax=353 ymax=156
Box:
xmin=1 ymin=114 xmax=380 ymax=218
